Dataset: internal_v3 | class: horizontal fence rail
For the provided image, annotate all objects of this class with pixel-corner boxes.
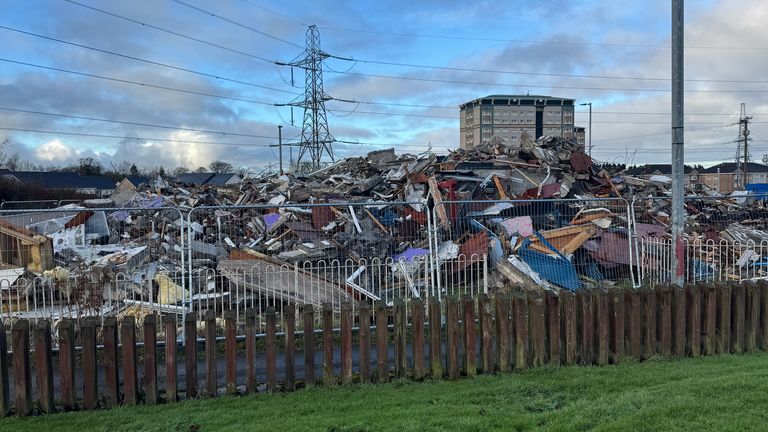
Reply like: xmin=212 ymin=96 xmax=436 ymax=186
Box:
xmin=0 ymin=281 xmax=767 ymax=417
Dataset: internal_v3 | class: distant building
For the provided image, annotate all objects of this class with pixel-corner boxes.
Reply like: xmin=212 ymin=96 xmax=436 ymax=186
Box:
xmin=459 ymin=94 xmax=575 ymax=149
xmin=2 ymin=171 xmax=116 ymax=197
xmin=574 ymin=126 xmax=586 ymax=151
xmin=700 ymin=162 xmax=768 ymax=193
xmin=624 ymin=164 xmax=703 ymax=188
xmin=175 ymin=172 xmax=241 ymax=187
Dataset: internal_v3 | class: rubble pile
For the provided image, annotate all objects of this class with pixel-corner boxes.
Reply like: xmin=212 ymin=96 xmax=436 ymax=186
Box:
xmin=2 ymin=135 xmax=768 ymax=320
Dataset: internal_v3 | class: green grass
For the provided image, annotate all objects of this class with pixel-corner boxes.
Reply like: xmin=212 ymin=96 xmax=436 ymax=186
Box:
xmin=3 ymin=352 xmax=768 ymax=432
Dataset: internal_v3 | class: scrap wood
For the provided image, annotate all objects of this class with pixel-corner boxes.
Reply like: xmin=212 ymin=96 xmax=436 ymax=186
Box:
xmin=363 ymin=208 xmax=389 ymax=233
xmin=492 ymin=175 xmax=508 ymax=200
xmin=523 ymin=224 xmax=596 ymax=255
xmin=428 ymin=176 xmax=450 ymax=229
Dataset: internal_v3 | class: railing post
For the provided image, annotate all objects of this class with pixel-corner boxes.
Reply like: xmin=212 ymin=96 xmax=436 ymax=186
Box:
xmin=225 ymin=310 xmax=238 ymax=395
xmin=205 ymin=310 xmax=218 ymax=396
xmin=165 ymin=314 xmax=179 ymax=402
xmin=641 ymin=288 xmax=657 ymax=360
xmin=341 ymin=302 xmax=353 ymax=386
xmin=245 ymin=309 xmax=257 ymax=394
xmin=577 ymin=290 xmax=594 ymax=364
xmin=322 ymin=303 xmax=334 ymax=387
xmin=103 ymin=316 xmax=120 ymax=408
xmin=513 ymin=293 xmax=529 ymax=369
xmin=0 ymin=318 xmax=9 ymax=416
xmin=702 ymin=284 xmax=717 ymax=355
xmin=184 ymin=312 xmax=198 ymax=398
xmin=717 ymin=283 xmax=731 ymax=354
xmin=478 ymin=294 xmax=494 ymax=373
xmin=595 ymin=290 xmax=609 ymax=366
xmin=759 ymin=280 xmax=768 ymax=350
xmin=746 ymin=281 xmax=759 ymax=351
xmin=609 ymin=288 xmax=624 ymax=363
xmin=121 ymin=316 xmax=138 ymax=406
xmin=34 ymin=321 xmax=53 ymax=414
xmin=529 ymin=292 xmax=546 ymax=368
xmin=462 ymin=295 xmax=477 ymax=377
xmin=429 ymin=298 xmax=443 ymax=379
xmin=445 ymin=296 xmax=460 ymax=378
xmin=81 ymin=317 xmax=98 ymax=410
xmin=546 ymin=292 xmax=560 ymax=366
xmin=359 ymin=302 xmax=372 ymax=383
xmin=303 ymin=305 xmax=315 ymax=387
xmin=658 ymin=285 xmax=672 ymax=356
xmin=12 ymin=320 xmax=31 ymax=416
xmin=687 ymin=284 xmax=701 ymax=357
xmin=285 ymin=304 xmax=296 ymax=391
xmin=266 ymin=307 xmax=277 ymax=391
xmin=376 ymin=301 xmax=389 ymax=383
xmin=732 ymin=283 xmax=745 ymax=354
xmin=495 ymin=293 xmax=510 ymax=372
xmin=673 ymin=286 xmax=687 ymax=356
xmin=561 ymin=291 xmax=576 ymax=365
xmin=411 ymin=298 xmax=425 ymax=380
xmin=627 ymin=289 xmax=642 ymax=359
xmin=394 ymin=298 xmax=407 ymax=378
xmin=143 ymin=314 xmax=159 ymax=404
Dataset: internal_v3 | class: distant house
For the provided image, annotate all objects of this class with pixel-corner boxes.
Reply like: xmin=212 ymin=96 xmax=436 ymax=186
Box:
xmin=699 ymin=162 xmax=768 ymax=193
xmin=624 ymin=164 xmax=703 ymax=188
xmin=2 ymin=171 xmax=116 ymax=197
xmin=122 ymin=175 xmax=149 ymax=188
xmin=175 ymin=172 xmax=241 ymax=187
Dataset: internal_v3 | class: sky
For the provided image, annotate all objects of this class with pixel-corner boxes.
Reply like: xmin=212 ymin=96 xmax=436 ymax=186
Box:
xmin=1 ymin=0 xmax=767 ymax=173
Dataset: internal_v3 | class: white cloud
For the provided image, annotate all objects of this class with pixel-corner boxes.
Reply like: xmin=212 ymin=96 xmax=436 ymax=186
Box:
xmin=35 ymin=139 xmax=73 ymax=162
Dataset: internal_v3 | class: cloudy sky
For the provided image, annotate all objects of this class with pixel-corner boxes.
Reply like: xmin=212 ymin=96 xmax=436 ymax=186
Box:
xmin=1 ymin=0 xmax=767 ymax=172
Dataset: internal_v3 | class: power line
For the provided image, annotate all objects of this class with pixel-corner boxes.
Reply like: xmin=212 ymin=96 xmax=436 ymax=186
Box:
xmin=62 ymin=0 xmax=275 ymax=64
xmin=239 ymin=0 xmax=308 ymax=27
xmin=172 ymin=0 xmax=303 ymax=49
xmin=0 ymin=25 xmax=299 ymax=95
xmin=0 ymin=57 xmax=278 ymax=107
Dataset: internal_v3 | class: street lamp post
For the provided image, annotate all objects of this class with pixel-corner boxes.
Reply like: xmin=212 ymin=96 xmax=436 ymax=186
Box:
xmin=580 ymin=102 xmax=592 ymax=158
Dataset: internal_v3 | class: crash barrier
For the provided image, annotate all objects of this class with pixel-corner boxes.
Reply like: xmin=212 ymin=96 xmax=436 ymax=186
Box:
xmin=1 ymin=281 xmax=767 ymax=417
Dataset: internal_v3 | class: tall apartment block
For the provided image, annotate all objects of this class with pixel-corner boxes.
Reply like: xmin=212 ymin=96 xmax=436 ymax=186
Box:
xmin=459 ymin=94 xmax=576 ymax=150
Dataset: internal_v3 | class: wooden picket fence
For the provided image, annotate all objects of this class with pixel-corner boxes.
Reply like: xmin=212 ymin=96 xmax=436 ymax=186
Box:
xmin=2 ymin=281 xmax=768 ymax=417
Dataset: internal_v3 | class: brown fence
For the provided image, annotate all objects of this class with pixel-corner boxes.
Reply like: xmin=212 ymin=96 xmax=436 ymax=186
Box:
xmin=2 ymin=281 xmax=768 ymax=417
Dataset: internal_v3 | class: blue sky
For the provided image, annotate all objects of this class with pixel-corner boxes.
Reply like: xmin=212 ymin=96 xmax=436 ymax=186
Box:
xmin=1 ymin=0 xmax=767 ymax=172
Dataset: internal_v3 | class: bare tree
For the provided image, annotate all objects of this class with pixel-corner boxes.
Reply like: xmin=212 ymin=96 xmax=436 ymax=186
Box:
xmin=209 ymin=160 xmax=234 ymax=174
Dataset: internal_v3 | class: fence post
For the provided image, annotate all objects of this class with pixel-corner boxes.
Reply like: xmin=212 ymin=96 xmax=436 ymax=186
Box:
xmin=760 ymin=280 xmax=768 ymax=350
xmin=529 ymin=292 xmax=546 ymax=368
xmin=641 ymin=288 xmax=657 ymax=360
xmin=673 ymin=286 xmax=687 ymax=356
xmin=376 ymin=301 xmax=389 ymax=383
xmin=717 ymin=283 xmax=731 ymax=354
xmin=429 ymin=298 xmax=443 ymax=378
xmin=746 ymin=281 xmax=759 ymax=351
xmin=58 ymin=318 xmax=76 ymax=411
xmin=0 ymin=318 xmax=8 ymax=416
xmin=341 ymin=302 xmax=353 ymax=386
xmin=205 ymin=310 xmax=217 ymax=396
xmin=627 ymin=289 xmax=642 ymax=359
xmin=165 ymin=314 xmax=179 ymax=402
xmin=322 ymin=303 xmax=334 ymax=387
xmin=121 ymin=316 xmax=138 ymax=406
xmin=445 ymin=296 xmax=460 ymax=378
xmin=657 ymin=285 xmax=672 ymax=356
xmin=609 ymin=288 xmax=624 ymax=363
xmin=732 ymin=283 xmax=745 ymax=354
xmin=245 ymin=309 xmax=256 ymax=394
xmin=561 ymin=291 xmax=576 ymax=365
xmin=81 ymin=317 xmax=98 ymax=410
xmin=143 ymin=314 xmax=158 ymax=404
xmin=359 ymin=302 xmax=371 ymax=383
xmin=34 ymin=321 xmax=53 ymax=414
xmin=546 ymin=292 xmax=560 ymax=366
xmin=412 ymin=298 xmax=425 ymax=380
xmin=577 ymin=290 xmax=594 ymax=364
xmin=462 ymin=295 xmax=477 ymax=378
xmin=12 ymin=320 xmax=31 ymax=416
xmin=184 ymin=312 xmax=198 ymax=398
xmin=225 ymin=310 xmax=238 ymax=395
xmin=595 ymin=290 xmax=609 ymax=366
xmin=702 ymin=284 xmax=717 ymax=356
xmin=266 ymin=307 xmax=277 ymax=391
xmin=103 ymin=316 xmax=120 ymax=408
xmin=495 ymin=293 xmax=510 ymax=372
xmin=513 ymin=293 xmax=529 ymax=369
xmin=394 ymin=298 xmax=407 ymax=379
xmin=478 ymin=294 xmax=494 ymax=373
xmin=303 ymin=305 xmax=315 ymax=387
xmin=285 ymin=305 xmax=296 ymax=391
xmin=687 ymin=284 xmax=701 ymax=357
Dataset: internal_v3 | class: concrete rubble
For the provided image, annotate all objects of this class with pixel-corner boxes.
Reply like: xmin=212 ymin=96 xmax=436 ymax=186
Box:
xmin=2 ymin=135 xmax=768 ymax=322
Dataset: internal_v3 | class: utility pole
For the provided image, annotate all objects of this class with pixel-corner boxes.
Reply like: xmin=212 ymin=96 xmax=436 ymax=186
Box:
xmin=671 ymin=0 xmax=685 ymax=287
xmin=736 ymin=103 xmax=752 ymax=190
xmin=580 ymin=102 xmax=593 ymax=157
xmin=278 ymin=125 xmax=284 ymax=175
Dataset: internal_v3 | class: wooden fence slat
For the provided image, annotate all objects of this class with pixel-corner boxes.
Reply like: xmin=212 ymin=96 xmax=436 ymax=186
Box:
xmin=463 ymin=295 xmax=477 ymax=378
xmin=245 ymin=309 xmax=257 ymax=394
xmin=429 ymin=298 xmax=443 ymax=379
xmin=322 ymin=303 xmax=334 ymax=387
xmin=595 ymin=290 xmax=609 ymax=366
xmin=82 ymin=317 xmax=98 ymax=410
xmin=760 ymin=280 xmax=768 ymax=350
xmin=546 ymin=292 xmax=561 ymax=366
xmin=267 ymin=307 xmax=278 ymax=391
xmin=359 ymin=302 xmax=371 ymax=383
xmin=394 ymin=298 xmax=407 ymax=378
xmin=164 ymin=314 xmax=178 ymax=402
xmin=34 ymin=321 xmax=53 ymax=414
xmin=341 ymin=302 xmax=353 ymax=386
xmin=641 ymin=288 xmax=657 ymax=360
xmin=495 ymin=293 xmax=510 ymax=372
xmin=717 ymin=283 xmax=732 ymax=354
xmin=627 ymin=290 xmax=642 ymax=359
xmin=303 ymin=305 xmax=315 ymax=387
xmin=143 ymin=314 xmax=158 ymax=404
xmin=609 ymin=288 xmax=624 ymax=363
xmin=59 ymin=318 xmax=76 ymax=411
xmin=478 ymin=294 xmax=494 ymax=373
xmin=225 ymin=310 xmax=238 ymax=395
xmin=446 ymin=296 xmax=460 ymax=378
xmin=562 ymin=291 xmax=576 ymax=365
xmin=103 ymin=316 xmax=120 ymax=408
xmin=205 ymin=310 xmax=218 ymax=396
xmin=687 ymin=284 xmax=701 ymax=357
xmin=702 ymin=284 xmax=717 ymax=355
xmin=376 ymin=301 xmax=388 ymax=383
xmin=12 ymin=320 xmax=31 ymax=417
xmin=529 ymin=292 xmax=546 ymax=368
xmin=513 ymin=294 xmax=529 ymax=369
xmin=411 ymin=298 xmax=425 ymax=380
xmin=0 ymin=318 xmax=9 ymax=416
xmin=577 ymin=290 xmax=594 ymax=364
xmin=673 ymin=287 xmax=687 ymax=356
xmin=184 ymin=312 xmax=198 ymax=398
xmin=285 ymin=305 xmax=296 ymax=391
xmin=658 ymin=285 xmax=672 ymax=356
xmin=746 ymin=282 xmax=759 ymax=351
xmin=732 ymin=283 xmax=745 ymax=354
xmin=121 ymin=316 xmax=138 ymax=406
